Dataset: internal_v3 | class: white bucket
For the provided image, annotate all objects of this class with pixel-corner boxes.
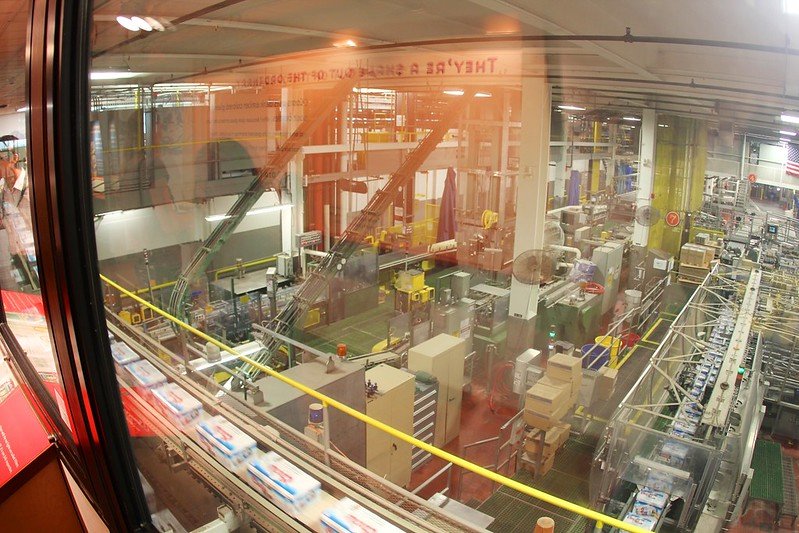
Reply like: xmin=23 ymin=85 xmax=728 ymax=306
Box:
xmin=625 ymin=289 xmax=642 ymax=307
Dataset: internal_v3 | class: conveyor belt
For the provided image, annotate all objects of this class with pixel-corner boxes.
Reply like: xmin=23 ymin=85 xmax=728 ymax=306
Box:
xmin=108 ymin=316 xmax=481 ymax=533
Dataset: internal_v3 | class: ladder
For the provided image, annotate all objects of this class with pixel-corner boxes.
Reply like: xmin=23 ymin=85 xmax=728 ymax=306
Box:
xmin=241 ymin=91 xmax=475 ymax=376
xmin=167 ymin=76 xmax=358 ymax=322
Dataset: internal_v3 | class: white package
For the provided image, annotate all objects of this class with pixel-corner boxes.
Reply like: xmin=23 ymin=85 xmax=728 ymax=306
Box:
xmin=111 ymin=342 xmax=139 ymax=365
xmin=195 ymin=415 xmax=257 ymax=469
xmin=246 ymin=451 xmax=321 ymax=518
xmin=320 ymin=497 xmax=403 ymax=533
xmin=151 ymin=383 xmax=203 ymax=426
xmin=125 ymin=359 xmax=167 ymax=395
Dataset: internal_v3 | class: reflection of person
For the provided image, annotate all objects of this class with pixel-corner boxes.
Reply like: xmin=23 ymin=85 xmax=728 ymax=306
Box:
xmin=0 ymin=153 xmax=37 ymax=290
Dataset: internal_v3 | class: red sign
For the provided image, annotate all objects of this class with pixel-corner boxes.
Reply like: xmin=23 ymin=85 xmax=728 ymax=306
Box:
xmin=0 ymin=388 xmax=50 ymax=487
xmin=748 ymin=173 xmax=757 ymax=183
xmin=665 ymin=211 xmax=681 ymax=227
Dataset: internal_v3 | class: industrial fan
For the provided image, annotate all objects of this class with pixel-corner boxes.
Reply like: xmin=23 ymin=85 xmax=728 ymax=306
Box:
xmin=543 ymin=219 xmax=566 ymax=248
xmin=512 ymin=249 xmax=556 ymax=285
xmin=634 ymin=204 xmax=661 ymax=227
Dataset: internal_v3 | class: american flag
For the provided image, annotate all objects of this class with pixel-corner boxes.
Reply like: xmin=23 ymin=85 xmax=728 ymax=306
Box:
xmin=788 ymin=143 xmax=799 ymax=177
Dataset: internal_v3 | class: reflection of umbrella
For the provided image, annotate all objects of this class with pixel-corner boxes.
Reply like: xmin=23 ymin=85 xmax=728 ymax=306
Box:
xmin=436 ymin=167 xmax=458 ymax=242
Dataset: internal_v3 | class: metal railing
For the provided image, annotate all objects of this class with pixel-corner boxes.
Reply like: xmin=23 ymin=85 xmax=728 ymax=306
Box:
xmin=100 ymin=273 xmax=649 ymax=533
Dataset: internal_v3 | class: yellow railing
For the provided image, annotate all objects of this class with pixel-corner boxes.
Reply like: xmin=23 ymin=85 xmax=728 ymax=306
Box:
xmin=100 ymin=273 xmax=647 ymax=533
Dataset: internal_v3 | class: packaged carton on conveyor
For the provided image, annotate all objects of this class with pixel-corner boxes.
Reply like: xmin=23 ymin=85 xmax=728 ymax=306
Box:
xmin=111 ymin=341 xmax=139 ymax=365
xmin=124 ymin=359 xmax=166 ymax=399
xmin=623 ymin=512 xmax=657 ymax=531
xmin=195 ymin=415 xmax=257 ymax=469
xmin=151 ymin=383 xmax=203 ymax=427
xmin=320 ymin=497 xmax=403 ymax=533
xmin=246 ymin=451 xmax=321 ymax=519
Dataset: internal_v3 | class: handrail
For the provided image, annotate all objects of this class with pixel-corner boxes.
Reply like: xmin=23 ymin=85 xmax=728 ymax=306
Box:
xmin=100 ymin=273 xmax=648 ymax=533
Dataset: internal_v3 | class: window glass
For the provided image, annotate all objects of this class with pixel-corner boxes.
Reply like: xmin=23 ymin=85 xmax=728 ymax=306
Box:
xmin=0 ymin=0 xmax=74 ymax=442
xmin=87 ymin=3 xmax=782 ymax=533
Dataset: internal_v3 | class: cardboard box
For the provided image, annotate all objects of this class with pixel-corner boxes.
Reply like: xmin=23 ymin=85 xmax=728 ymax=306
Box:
xmin=525 ymin=381 xmax=570 ymax=415
xmin=520 ymin=451 xmax=555 ymax=476
xmin=540 ymin=374 xmax=581 ymax=407
xmin=524 ymin=423 xmax=571 ymax=456
xmin=523 ymin=399 xmax=569 ymax=429
xmin=546 ymin=353 xmax=582 ymax=383
xmin=596 ymin=367 xmax=618 ymax=401
xmin=320 ymin=497 xmax=404 ymax=533
xmin=246 ymin=451 xmax=321 ymax=519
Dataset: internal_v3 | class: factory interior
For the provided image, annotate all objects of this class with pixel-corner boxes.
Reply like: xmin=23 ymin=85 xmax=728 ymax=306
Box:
xmin=6 ymin=1 xmax=799 ymax=532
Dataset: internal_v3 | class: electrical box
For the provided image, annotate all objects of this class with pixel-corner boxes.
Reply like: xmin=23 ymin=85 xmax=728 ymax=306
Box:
xmin=451 ymin=272 xmax=471 ymax=300
xmin=276 ymin=253 xmax=293 ymax=277
xmin=513 ymin=348 xmax=541 ymax=394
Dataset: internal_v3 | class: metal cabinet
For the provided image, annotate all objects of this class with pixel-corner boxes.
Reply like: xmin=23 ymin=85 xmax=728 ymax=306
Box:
xmin=408 ymin=334 xmax=466 ymax=447
xmin=412 ymin=377 xmax=438 ymax=469
xmin=365 ymin=364 xmax=415 ymax=487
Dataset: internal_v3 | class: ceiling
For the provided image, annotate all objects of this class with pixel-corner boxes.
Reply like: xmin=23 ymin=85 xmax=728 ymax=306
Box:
xmin=8 ymin=1 xmax=799 ymax=139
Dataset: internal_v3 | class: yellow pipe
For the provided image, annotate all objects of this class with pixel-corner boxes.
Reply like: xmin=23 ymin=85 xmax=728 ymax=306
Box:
xmin=100 ymin=274 xmax=648 ymax=533
xmin=133 ymin=280 xmax=177 ymax=295
xmin=214 ymin=256 xmax=277 ymax=280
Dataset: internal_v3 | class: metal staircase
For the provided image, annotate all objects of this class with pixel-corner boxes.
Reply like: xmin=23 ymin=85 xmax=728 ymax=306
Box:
xmin=241 ymin=91 xmax=475 ymax=376
xmin=167 ymin=76 xmax=358 ymax=322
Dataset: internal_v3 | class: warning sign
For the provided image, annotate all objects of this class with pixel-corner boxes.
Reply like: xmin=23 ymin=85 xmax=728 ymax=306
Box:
xmin=665 ymin=211 xmax=681 ymax=227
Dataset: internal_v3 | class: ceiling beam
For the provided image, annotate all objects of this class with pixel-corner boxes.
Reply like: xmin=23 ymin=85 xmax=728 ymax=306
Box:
xmin=93 ymin=15 xmax=392 ymax=45
xmin=465 ymin=0 xmax=660 ymax=81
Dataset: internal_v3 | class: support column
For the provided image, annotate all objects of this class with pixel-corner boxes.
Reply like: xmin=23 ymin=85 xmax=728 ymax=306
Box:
xmin=633 ymin=109 xmax=656 ymax=247
xmin=507 ymin=74 xmax=551 ymax=356
xmin=282 ymin=87 xmax=304 ymax=256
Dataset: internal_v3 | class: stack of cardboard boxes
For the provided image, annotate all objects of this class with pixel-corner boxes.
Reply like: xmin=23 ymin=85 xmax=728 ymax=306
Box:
xmin=521 ymin=423 xmax=571 ymax=476
xmin=595 ymin=366 xmax=618 ymax=401
xmin=678 ymin=243 xmax=715 ymax=283
xmin=520 ymin=353 xmax=582 ymax=476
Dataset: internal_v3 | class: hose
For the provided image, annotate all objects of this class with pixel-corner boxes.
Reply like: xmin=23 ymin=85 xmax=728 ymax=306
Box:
xmin=488 ymin=361 xmax=515 ymax=412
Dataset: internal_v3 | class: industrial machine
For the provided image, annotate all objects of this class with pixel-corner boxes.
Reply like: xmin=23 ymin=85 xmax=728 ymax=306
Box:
xmin=591 ymin=265 xmax=766 ymax=532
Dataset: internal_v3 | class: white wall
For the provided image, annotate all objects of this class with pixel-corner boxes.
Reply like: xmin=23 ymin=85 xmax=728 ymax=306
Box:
xmin=0 ymin=112 xmax=26 ymax=141
xmin=94 ymin=192 xmax=284 ymax=260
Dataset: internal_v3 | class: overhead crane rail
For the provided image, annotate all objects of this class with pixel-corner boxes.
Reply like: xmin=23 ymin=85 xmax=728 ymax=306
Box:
xmin=102 ymin=274 xmax=649 ymax=533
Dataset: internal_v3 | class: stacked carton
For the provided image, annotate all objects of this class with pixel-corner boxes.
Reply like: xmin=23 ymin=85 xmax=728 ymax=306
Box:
xmin=595 ymin=367 xmax=618 ymax=401
xmin=679 ymin=243 xmax=714 ymax=283
xmin=522 ymin=353 xmax=582 ymax=430
xmin=545 ymin=353 xmax=583 ymax=406
xmin=520 ymin=423 xmax=571 ymax=476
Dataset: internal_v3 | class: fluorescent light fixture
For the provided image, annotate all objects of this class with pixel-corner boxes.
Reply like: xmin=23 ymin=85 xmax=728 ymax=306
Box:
xmin=781 ymin=138 xmax=791 ymax=143
xmin=116 ymin=16 xmax=139 ymax=31
xmin=443 ymin=89 xmax=464 ymax=96
xmin=784 ymin=0 xmax=799 ymax=14
xmin=352 ymin=87 xmax=392 ymax=94
xmin=130 ymin=16 xmax=152 ymax=31
xmin=475 ymin=92 xmax=492 ymax=98
xmin=144 ymin=17 xmax=164 ymax=31
xmin=779 ymin=130 xmax=797 ymax=136
xmin=781 ymin=113 xmax=799 ymax=124
xmin=205 ymin=204 xmax=292 ymax=223
xmin=658 ymin=124 xmax=669 ymax=128
xmin=96 ymin=210 xmax=124 ymax=218
xmin=333 ymin=39 xmax=357 ymax=48
xmin=91 ymin=71 xmax=140 ymax=80
xmin=16 ymin=107 xmax=28 ymax=113
xmin=558 ymin=105 xmax=585 ymax=111
xmin=623 ymin=116 xmax=641 ymax=122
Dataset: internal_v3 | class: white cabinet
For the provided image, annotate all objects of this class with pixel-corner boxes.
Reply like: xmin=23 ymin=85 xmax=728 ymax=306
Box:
xmin=408 ymin=334 xmax=465 ymax=447
xmin=365 ymin=364 xmax=414 ymax=487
